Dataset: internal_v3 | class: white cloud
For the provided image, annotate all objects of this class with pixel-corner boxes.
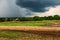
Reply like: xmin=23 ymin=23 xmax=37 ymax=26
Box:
xmin=32 ymin=5 xmax=60 ymax=17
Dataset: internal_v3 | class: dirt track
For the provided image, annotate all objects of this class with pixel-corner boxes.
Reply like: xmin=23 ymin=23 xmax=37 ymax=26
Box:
xmin=0 ymin=26 xmax=60 ymax=36
xmin=0 ymin=26 xmax=60 ymax=32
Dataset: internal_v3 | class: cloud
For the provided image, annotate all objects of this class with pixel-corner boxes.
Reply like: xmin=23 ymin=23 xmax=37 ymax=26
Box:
xmin=33 ymin=6 xmax=60 ymax=17
xmin=18 ymin=7 xmax=33 ymax=17
xmin=16 ymin=0 xmax=60 ymax=12
xmin=0 ymin=0 xmax=20 ymax=17
xmin=0 ymin=0 xmax=33 ymax=17
xmin=0 ymin=0 xmax=60 ymax=17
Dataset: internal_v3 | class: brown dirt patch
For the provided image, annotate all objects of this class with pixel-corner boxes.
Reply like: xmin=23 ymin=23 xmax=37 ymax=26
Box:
xmin=0 ymin=26 xmax=60 ymax=32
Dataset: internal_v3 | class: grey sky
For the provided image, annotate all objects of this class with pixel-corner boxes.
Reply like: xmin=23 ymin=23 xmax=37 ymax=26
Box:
xmin=0 ymin=0 xmax=60 ymax=17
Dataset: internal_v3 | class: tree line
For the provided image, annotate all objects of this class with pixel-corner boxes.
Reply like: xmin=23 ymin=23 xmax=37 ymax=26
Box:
xmin=0 ymin=15 xmax=60 ymax=22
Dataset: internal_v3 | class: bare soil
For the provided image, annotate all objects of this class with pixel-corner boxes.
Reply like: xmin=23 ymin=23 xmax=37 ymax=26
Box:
xmin=0 ymin=26 xmax=60 ymax=32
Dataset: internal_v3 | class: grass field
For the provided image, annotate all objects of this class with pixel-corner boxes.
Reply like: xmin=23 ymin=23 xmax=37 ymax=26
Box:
xmin=0 ymin=30 xmax=60 ymax=40
xmin=0 ymin=20 xmax=59 ymax=26
xmin=0 ymin=20 xmax=60 ymax=40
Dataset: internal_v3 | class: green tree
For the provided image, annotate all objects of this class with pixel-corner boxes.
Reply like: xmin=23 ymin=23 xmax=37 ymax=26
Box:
xmin=47 ymin=16 xmax=53 ymax=20
xmin=43 ymin=16 xmax=48 ymax=20
xmin=53 ymin=15 xmax=60 ymax=20
xmin=33 ymin=16 xmax=40 ymax=21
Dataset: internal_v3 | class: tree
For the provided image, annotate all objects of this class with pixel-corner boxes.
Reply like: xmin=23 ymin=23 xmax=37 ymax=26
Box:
xmin=47 ymin=16 xmax=53 ymax=20
xmin=0 ymin=18 xmax=5 ymax=22
xmin=33 ymin=16 xmax=40 ymax=21
xmin=53 ymin=15 xmax=60 ymax=20
xmin=43 ymin=16 xmax=48 ymax=20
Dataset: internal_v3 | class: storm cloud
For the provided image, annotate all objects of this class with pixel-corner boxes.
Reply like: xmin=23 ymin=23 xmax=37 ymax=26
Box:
xmin=0 ymin=0 xmax=60 ymax=17
xmin=16 ymin=0 xmax=60 ymax=12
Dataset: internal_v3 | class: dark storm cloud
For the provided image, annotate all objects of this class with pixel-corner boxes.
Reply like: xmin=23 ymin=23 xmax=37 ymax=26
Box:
xmin=16 ymin=0 xmax=60 ymax=12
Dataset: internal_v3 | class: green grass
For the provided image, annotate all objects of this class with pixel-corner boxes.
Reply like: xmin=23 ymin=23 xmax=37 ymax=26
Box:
xmin=0 ymin=20 xmax=55 ymax=26
xmin=0 ymin=20 xmax=59 ymax=26
xmin=0 ymin=30 xmax=43 ymax=38
xmin=0 ymin=30 xmax=25 ymax=38
xmin=0 ymin=30 xmax=60 ymax=40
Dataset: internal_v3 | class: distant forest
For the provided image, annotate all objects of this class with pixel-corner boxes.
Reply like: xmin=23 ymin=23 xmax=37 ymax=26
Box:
xmin=0 ymin=15 xmax=60 ymax=22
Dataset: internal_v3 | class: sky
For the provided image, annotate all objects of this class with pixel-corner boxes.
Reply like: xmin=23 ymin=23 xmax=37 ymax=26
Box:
xmin=0 ymin=0 xmax=60 ymax=17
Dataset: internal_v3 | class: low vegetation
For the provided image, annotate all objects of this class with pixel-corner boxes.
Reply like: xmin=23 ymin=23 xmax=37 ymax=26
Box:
xmin=0 ymin=20 xmax=55 ymax=26
xmin=0 ymin=30 xmax=59 ymax=40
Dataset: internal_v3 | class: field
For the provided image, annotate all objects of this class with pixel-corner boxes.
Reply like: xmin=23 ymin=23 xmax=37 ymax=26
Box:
xmin=0 ymin=30 xmax=60 ymax=40
xmin=0 ymin=20 xmax=60 ymax=26
xmin=0 ymin=20 xmax=60 ymax=40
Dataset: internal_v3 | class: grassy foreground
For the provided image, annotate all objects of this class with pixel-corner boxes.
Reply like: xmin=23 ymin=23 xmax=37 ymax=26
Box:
xmin=0 ymin=20 xmax=60 ymax=40
xmin=0 ymin=30 xmax=60 ymax=40
xmin=0 ymin=20 xmax=59 ymax=26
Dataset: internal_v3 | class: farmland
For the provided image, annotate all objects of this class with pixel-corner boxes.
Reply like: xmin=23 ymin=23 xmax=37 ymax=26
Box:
xmin=0 ymin=20 xmax=59 ymax=40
